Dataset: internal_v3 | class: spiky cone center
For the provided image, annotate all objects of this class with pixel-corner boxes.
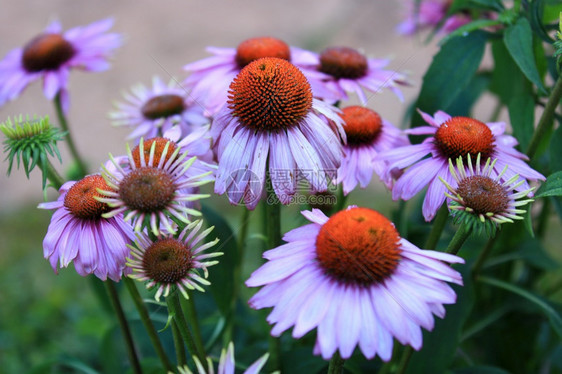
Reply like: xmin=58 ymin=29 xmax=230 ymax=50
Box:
xmin=316 ymin=207 xmax=401 ymax=286
xmin=456 ymin=175 xmax=509 ymax=215
xmin=131 ymin=137 xmax=178 ymax=168
xmin=340 ymin=106 xmax=382 ymax=146
xmin=435 ymin=117 xmax=495 ymax=161
xmin=141 ymin=94 xmax=186 ymax=120
xmin=227 ymin=57 xmax=313 ymax=130
xmin=319 ymin=46 xmax=368 ymax=79
xmin=22 ymin=33 xmax=75 ymax=72
xmin=64 ymin=175 xmax=113 ymax=219
xmin=119 ymin=167 xmax=176 ymax=213
xmin=235 ymin=37 xmax=291 ymax=68
xmin=142 ymin=238 xmax=194 ymax=284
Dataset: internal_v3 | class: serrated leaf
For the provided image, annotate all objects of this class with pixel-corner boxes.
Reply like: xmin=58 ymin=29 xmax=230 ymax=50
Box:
xmin=535 ymin=171 xmax=562 ymax=198
xmin=504 ymin=17 xmax=547 ymax=94
xmin=479 ymin=276 xmax=562 ymax=339
xmin=412 ymin=31 xmax=487 ymax=128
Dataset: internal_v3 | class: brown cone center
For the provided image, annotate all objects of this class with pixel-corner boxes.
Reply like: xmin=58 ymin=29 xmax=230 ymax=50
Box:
xmin=64 ymin=175 xmax=112 ymax=219
xmin=316 ymin=207 xmax=401 ymax=286
xmin=227 ymin=57 xmax=312 ymax=130
xmin=131 ymin=137 xmax=178 ymax=168
xmin=235 ymin=37 xmax=291 ymax=68
xmin=319 ymin=46 xmax=368 ymax=79
xmin=142 ymin=238 xmax=193 ymax=284
xmin=22 ymin=33 xmax=75 ymax=72
xmin=119 ymin=167 xmax=176 ymax=213
xmin=456 ymin=175 xmax=509 ymax=215
xmin=141 ymin=94 xmax=186 ymax=120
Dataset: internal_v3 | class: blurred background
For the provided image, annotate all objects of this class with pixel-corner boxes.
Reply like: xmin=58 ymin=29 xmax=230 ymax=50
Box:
xmin=0 ymin=1 xmax=459 ymax=372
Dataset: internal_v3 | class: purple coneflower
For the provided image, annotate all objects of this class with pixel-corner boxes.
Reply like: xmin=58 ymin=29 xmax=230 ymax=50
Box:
xmin=212 ymin=57 xmax=345 ymax=210
xmin=183 ymin=36 xmax=318 ymax=115
xmin=396 ymin=0 xmax=472 ymax=35
xmin=38 ymin=175 xmax=134 ymax=281
xmin=0 ymin=18 xmax=122 ymax=112
xmin=176 ymin=341 xmax=269 ymax=374
xmin=337 ymin=106 xmax=409 ymax=194
xmin=109 ymin=76 xmax=208 ymax=141
xmin=379 ymin=110 xmax=544 ymax=221
xmin=246 ymin=206 xmax=464 ymax=361
xmin=99 ymin=137 xmax=212 ymax=235
xmin=294 ymin=46 xmax=409 ymax=105
xmin=441 ymin=154 xmax=535 ymax=235
xmin=127 ymin=219 xmax=221 ymax=301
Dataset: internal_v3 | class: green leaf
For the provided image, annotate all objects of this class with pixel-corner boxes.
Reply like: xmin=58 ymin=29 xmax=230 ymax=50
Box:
xmin=523 ymin=204 xmax=535 ymax=238
xmin=468 ymin=0 xmax=504 ymax=11
xmin=479 ymin=276 xmax=562 ymax=339
xmin=412 ymin=31 xmax=487 ymax=128
xmin=446 ymin=73 xmax=490 ymax=116
xmin=504 ymin=17 xmax=547 ymax=94
xmin=439 ymin=19 xmax=502 ymax=46
xmin=201 ymin=204 xmax=238 ymax=316
xmin=507 ymin=91 xmax=534 ymax=152
xmin=550 ymin=126 xmax=562 ymax=172
xmin=454 ymin=366 xmax=511 ymax=374
xmin=535 ymin=171 xmax=562 ymax=198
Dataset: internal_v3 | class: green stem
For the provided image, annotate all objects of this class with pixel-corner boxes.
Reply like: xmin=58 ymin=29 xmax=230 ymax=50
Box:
xmin=526 ymin=73 xmax=562 ymax=160
xmin=424 ymin=203 xmax=449 ymax=250
xmin=445 ymin=224 xmax=472 ymax=255
xmin=535 ymin=198 xmax=551 ymax=238
xmin=45 ymin=158 xmax=65 ymax=190
xmin=166 ymin=292 xmax=206 ymax=364
xmin=171 ymin=320 xmax=187 ymax=366
xmin=104 ymin=281 xmax=143 ymax=374
xmin=54 ymin=92 xmax=88 ymax=177
xmin=124 ymin=278 xmax=173 ymax=371
xmin=471 ymin=235 xmax=498 ymax=277
xmin=395 ymin=346 xmax=414 ymax=374
xmin=181 ymin=294 xmax=205 ymax=359
xmin=264 ymin=178 xmax=281 ymax=371
xmin=334 ymin=185 xmax=348 ymax=214
xmin=327 ymin=352 xmax=345 ymax=374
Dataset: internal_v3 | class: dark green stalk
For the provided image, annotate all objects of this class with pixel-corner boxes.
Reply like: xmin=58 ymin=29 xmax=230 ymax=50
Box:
xmin=471 ymin=235 xmax=498 ymax=277
xmin=54 ymin=92 xmax=88 ymax=177
xmin=181 ymin=294 xmax=205 ymax=358
xmin=105 ymin=281 xmax=143 ymax=374
xmin=124 ymin=278 xmax=173 ymax=371
xmin=171 ymin=320 xmax=187 ymax=367
xmin=395 ymin=346 xmax=414 ymax=374
xmin=526 ymin=73 xmax=562 ymax=160
xmin=445 ymin=224 xmax=472 ymax=255
xmin=424 ymin=203 xmax=449 ymax=250
xmin=166 ymin=292 xmax=206 ymax=364
xmin=327 ymin=352 xmax=345 ymax=374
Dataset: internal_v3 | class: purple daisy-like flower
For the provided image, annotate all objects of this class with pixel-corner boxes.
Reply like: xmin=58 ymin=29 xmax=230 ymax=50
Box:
xmin=109 ymin=76 xmax=208 ymax=141
xmin=396 ymin=0 xmax=472 ymax=35
xmin=294 ymin=46 xmax=409 ymax=105
xmin=212 ymin=57 xmax=345 ymax=210
xmin=0 ymin=18 xmax=122 ymax=112
xmin=38 ymin=175 xmax=134 ymax=281
xmin=336 ymin=106 xmax=410 ymax=194
xmin=99 ymin=137 xmax=213 ymax=236
xmin=378 ymin=110 xmax=545 ymax=221
xmin=246 ymin=206 xmax=464 ymax=361
xmin=182 ymin=36 xmax=318 ymax=116
xmin=127 ymin=219 xmax=221 ymax=301
xmin=176 ymin=342 xmax=269 ymax=374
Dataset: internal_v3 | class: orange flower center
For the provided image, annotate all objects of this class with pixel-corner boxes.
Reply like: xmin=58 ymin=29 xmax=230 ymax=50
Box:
xmin=434 ymin=117 xmax=495 ymax=161
xmin=319 ymin=46 xmax=368 ymax=79
xmin=235 ymin=37 xmax=291 ymax=68
xmin=141 ymin=94 xmax=186 ymax=120
xmin=64 ymin=175 xmax=112 ymax=219
xmin=22 ymin=33 xmax=75 ymax=72
xmin=142 ymin=238 xmax=193 ymax=284
xmin=456 ymin=175 xmax=509 ymax=215
xmin=228 ymin=57 xmax=312 ymax=130
xmin=340 ymin=106 xmax=383 ymax=145
xmin=131 ymin=138 xmax=178 ymax=168
xmin=119 ymin=167 xmax=176 ymax=213
xmin=316 ymin=207 xmax=401 ymax=286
